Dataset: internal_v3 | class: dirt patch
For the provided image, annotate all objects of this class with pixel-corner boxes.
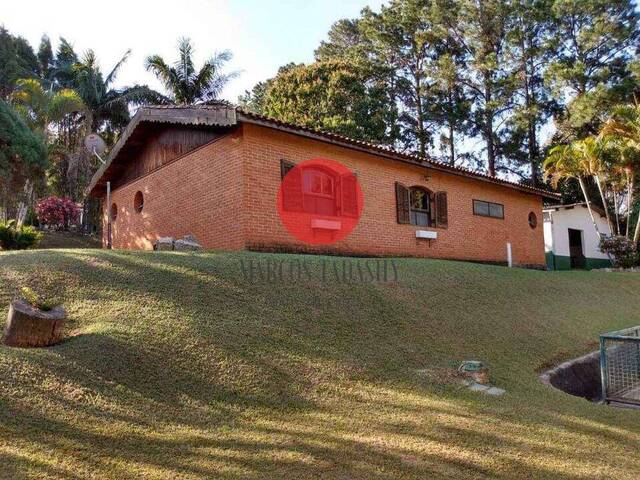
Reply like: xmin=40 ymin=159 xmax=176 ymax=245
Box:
xmin=540 ymin=350 xmax=601 ymax=401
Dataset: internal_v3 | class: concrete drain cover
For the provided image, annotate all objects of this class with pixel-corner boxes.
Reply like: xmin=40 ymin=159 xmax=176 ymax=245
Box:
xmin=466 ymin=381 xmax=506 ymax=396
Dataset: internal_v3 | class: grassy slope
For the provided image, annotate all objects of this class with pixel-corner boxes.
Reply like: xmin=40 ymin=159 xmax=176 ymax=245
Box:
xmin=0 ymin=250 xmax=639 ymax=479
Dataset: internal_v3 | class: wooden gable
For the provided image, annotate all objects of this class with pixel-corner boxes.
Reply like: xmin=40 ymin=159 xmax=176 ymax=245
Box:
xmin=113 ymin=125 xmax=223 ymax=189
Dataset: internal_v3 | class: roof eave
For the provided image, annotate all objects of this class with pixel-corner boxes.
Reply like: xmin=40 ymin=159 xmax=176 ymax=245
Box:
xmin=237 ymin=112 xmax=560 ymax=201
xmin=85 ymin=106 xmax=238 ymax=197
xmin=85 ymin=104 xmax=559 ymax=202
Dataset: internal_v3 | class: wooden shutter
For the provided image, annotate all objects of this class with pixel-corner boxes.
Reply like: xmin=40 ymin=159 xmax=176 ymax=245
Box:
xmin=281 ymin=161 xmax=304 ymax=212
xmin=280 ymin=159 xmax=295 ymax=180
xmin=395 ymin=182 xmax=410 ymax=224
xmin=435 ymin=191 xmax=448 ymax=228
xmin=429 ymin=192 xmax=436 ymax=225
xmin=340 ymin=173 xmax=359 ymax=218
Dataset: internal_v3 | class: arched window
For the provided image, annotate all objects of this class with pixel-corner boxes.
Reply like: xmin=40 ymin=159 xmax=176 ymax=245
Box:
xmin=395 ymin=183 xmax=447 ymax=228
xmin=528 ymin=212 xmax=538 ymax=229
xmin=409 ymin=187 xmax=431 ymax=227
xmin=302 ymin=168 xmax=337 ymax=216
xmin=110 ymin=203 xmax=118 ymax=221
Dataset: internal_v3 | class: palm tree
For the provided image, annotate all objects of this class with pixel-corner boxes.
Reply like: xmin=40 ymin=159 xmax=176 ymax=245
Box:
xmin=42 ymin=46 xmax=168 ymax=198
xmin=601 ymin=104 xmax=640 ymax=241
xmin=72 ymin=49 xmax=168 ymax=133
xmin=10 ymin=78 xmax=86 ymax=137
xmin=544 ymin=143 xmax=605 ymax=238
xmin=10 ymin=78 xmax=88 ymax=198
xmin=571 ymin=137 xmax=615 ymax=235
xmin=600 ymin=135 xmax=640 ymax=238
xmin=145 ymin=37 xmax=238 ymax=105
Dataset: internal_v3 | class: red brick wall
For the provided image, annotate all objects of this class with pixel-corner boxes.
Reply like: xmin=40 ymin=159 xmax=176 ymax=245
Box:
xmin=103 ymin=122 xmax=545 ymax=267
xmin=241 ymin=123 xmax=545 ymax=266
xmin=102 ymin=132 xmax=245 ymax=250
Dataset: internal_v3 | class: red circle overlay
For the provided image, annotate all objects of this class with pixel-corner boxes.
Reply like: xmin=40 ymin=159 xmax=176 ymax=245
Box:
xmin=277 ymin=158 xmax=364 ymax=245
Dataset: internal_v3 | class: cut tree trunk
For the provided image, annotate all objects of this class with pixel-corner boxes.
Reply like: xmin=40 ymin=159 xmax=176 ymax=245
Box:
xmin=3 ymin=300 xmax=66 ymax=348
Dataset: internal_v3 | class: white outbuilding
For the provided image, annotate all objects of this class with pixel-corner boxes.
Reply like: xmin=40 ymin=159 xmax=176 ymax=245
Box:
xmin=543 ymin=203 xmax=612 ymax=270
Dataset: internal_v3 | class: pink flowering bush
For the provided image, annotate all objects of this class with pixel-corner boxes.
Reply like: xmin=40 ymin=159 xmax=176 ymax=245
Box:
xmin=600 ymin=236 xmax=640 ymax=268
xmin=36 ymin=196 xmax=80 ymax=230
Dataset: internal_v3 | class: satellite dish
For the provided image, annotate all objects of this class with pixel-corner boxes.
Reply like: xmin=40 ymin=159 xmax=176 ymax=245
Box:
xmin=84 ymin=133 xmax=107 ymax=165
xmin=84 ymin=133 xmax=107 ymax=155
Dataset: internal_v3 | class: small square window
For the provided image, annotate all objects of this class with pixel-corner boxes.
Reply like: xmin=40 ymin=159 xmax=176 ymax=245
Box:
xmin=473 ymin=199 xmax=504 ymax=219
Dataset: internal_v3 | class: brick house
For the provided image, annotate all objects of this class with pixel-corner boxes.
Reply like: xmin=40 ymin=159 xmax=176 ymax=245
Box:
xmin=87 ymin=105 xmax=558 ymax=267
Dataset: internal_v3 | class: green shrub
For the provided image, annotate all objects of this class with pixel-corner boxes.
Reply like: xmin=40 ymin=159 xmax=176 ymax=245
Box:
xmin=19 ymin=286 xmax=59 ymax=311
xmin=599 ymin=236 xmax=640 ymax=268
xmin=0 ymin=220 xmax=42 ymax=250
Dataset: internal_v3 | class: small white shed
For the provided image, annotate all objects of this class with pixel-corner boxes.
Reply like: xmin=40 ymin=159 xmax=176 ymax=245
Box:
xmin=543 ymin=203 xmax=612 ymax=270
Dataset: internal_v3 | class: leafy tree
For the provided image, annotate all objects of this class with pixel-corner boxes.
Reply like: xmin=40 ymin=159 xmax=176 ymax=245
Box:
xmin=429 ymin=44 xmax=471 ymax=165
xmin=314 ymin=17 xmax=401 ymax=147
xmin=238 ymin=80 xmax=269 ymax=114
xmin=36 ymin=35 xmax=54 ymax=84
xmin=544 ymin=133 xmax=638 ymax=254
xmin=241 ymin=61 xmax=397 ymax=144
xmin=48 ymin=38 xmax=79 ymax=89
xmin=317 ymin=3 xmax=468 ymax=159
xmin=241 ymin=0 xmax=640 ymax=184
xmin=503 ymin=0 xmax=557 ymax=184
xmin=434 ymin=0 xmax=519 ymax=176
xmin=0 ymin=101 xmax=48 ymax=221
xmin=239 ymin=63 xmax=296 ymax=113
xmin=358 ymin=0 xmax=441 ymax=157
xmin=316 ymin=19 xmax=366 ymax=61
xmin=146 ymin=37 xmax=238 ymax=105
xmin=0 ymin=27 xmax=38 ymax=99
xmin=546 ymin=0 xmax=639 ymax=138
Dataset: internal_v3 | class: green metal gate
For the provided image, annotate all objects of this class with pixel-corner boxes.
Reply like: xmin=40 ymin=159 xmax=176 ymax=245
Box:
xmin=600 ymin=326 xmax=640 ymax=406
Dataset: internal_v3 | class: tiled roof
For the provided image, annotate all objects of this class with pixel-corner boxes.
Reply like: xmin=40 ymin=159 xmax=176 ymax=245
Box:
xmin=237 ymin=108 xmax=559 ymax=199
xmin=87 ymin=103 xmax=560 ymax=200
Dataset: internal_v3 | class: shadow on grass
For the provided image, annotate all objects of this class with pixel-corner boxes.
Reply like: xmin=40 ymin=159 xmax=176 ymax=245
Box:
xmin=0 ymin=390 xmax=624 ymax=480
xmin=2 ymin=250 xmax=640 ymax=478
xmin=51 ymin=332 xmax=316 ymax=416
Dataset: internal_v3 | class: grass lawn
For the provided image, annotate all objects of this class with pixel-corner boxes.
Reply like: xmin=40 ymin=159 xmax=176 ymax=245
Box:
xmin=0 ymin=249 xmax=639 ymax=479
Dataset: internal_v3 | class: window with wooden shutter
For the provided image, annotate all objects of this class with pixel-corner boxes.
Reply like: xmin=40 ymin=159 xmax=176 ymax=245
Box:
xmin=395 ymin=182 xmax=410 ymax=224
xmin=281 ymin=162 xmax=304 ymax=212
xmin=340 ymin=173 xmax=359 ymax=218
xmin=409 ymin=187 xmax=431 ymax=226
xmin=435 ymin=191 xmax=448 ymax=228
xmin=280 ymin=159 xmax=295 ymax=180
xmin=429 ymin=192 xmax=436 ymax=225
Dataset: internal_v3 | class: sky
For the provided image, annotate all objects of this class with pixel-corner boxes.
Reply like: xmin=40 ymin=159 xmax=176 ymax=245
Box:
xmin=1 ymin=0 xmax=384 ymax=101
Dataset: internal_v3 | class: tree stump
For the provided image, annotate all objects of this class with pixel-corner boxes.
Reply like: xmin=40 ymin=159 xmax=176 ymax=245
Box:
xmin=3 ymin=300 xmax=66 ymax=347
